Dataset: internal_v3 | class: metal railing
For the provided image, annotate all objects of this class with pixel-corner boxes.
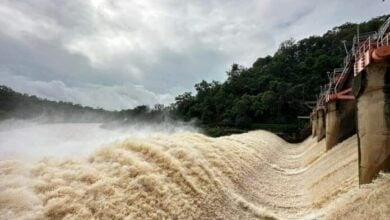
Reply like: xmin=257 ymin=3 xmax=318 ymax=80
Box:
xmin=354 ymin=17 xmax=390 ymax=63
xmin=314 ymin=17 xmax=390 ymax=111
xmin=355 ymin=35 xmax=376 ymax=61
xmin=377 ymin=17 xmax=390 ymax=45
xmin=334 ymin=56 xmax=353 ymax=92
xmin=378 ymin=32 xmax=390 ymax=47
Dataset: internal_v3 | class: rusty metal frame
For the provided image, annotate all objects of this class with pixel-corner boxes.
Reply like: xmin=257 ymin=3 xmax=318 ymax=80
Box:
xmin=328 ymin=88 xmax=355 ymax=101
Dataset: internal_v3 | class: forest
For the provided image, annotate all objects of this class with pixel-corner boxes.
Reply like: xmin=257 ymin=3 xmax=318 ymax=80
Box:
xmin=0 ymin=85 xmax=169 ymax=124
xmin=172 ymin=15 xmax=388 ymax=141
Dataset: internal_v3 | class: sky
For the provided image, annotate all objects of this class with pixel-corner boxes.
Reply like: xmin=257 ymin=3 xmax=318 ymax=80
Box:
xmin=0 ymin=0 xmax=389 ymax=110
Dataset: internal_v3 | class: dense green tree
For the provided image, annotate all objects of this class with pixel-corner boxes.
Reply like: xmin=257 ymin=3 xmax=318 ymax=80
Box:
xmin=173 ymin=15 xmax=389 ymax=140
xmin=0 ymin=86 xmax=170 ymax=124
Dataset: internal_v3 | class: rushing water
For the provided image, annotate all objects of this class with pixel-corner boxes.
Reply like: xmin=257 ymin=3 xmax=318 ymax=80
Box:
xmin=0 ymin=122 xmax=389 ymax=219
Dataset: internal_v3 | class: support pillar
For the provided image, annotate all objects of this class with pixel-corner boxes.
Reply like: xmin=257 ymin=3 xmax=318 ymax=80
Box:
xmin=311 ymin=112 xmax=317 ymax=137
xmin=325 ymin=99 xmax=356 ymax=150
xmin=356 ymin=63 xmax=390 ymax=184
xmin=316 ymin=109 xmax=326 ymax=142
xmin=326 ymin=102 xmax=340 ymax=150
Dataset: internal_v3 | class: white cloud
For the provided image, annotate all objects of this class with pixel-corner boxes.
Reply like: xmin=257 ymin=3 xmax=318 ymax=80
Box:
xmin=0 ymin=0 xmax=389 ymax=109
xmin=0 ymin=3 xmax=61 ymax=41
xmin=0 ymin=70 xmax=173 ymax=110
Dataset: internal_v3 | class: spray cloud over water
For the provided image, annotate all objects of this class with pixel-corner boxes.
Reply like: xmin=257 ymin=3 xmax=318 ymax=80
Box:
xmin=0 ymin=118 xmax=198 ymax=161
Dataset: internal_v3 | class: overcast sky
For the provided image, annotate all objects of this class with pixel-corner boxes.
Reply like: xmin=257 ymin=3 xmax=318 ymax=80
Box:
xmin=0 ymin=0 xmax=388 ymax=110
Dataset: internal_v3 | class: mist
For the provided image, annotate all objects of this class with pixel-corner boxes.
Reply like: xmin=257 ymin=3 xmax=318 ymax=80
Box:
xmin=0 ymin=117 xmax=199 ymax=161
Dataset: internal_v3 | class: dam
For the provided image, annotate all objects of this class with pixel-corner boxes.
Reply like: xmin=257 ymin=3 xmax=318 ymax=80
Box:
xmin=311 ymin=16 xmax=390 ymax=185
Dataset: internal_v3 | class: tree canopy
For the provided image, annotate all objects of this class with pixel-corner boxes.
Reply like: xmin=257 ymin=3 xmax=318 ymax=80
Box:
xmin=172 ymin=15 xmax=389 ymax=140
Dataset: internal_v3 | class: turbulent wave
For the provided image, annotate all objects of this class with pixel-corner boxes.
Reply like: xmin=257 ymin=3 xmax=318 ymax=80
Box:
xmin=0 ymin=129 xmax=389 ymax=219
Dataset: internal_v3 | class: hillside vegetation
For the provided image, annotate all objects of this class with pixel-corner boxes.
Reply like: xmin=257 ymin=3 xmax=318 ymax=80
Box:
xmin=0 ymin=86 xmax=168 ymax=124
xmin=173 ymin=15 xmax=388 ymax=140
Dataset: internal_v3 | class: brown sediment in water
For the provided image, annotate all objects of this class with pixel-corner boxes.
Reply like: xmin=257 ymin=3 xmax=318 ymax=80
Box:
xmin=0 ymin=130 xmax=389 ymax=219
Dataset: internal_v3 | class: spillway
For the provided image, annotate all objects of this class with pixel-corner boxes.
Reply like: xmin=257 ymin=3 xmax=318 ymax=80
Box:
xmin=0 ymin=130 xmax=389 ymax=219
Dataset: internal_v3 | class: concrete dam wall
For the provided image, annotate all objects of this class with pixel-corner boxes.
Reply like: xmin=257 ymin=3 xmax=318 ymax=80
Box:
xmin=311 ymin=17 xmax=390 ymax=184
xmin=312 ymin=63 xmax=390 ymax=184
xmin=356 ymin=64 xmax=390 ymax=184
